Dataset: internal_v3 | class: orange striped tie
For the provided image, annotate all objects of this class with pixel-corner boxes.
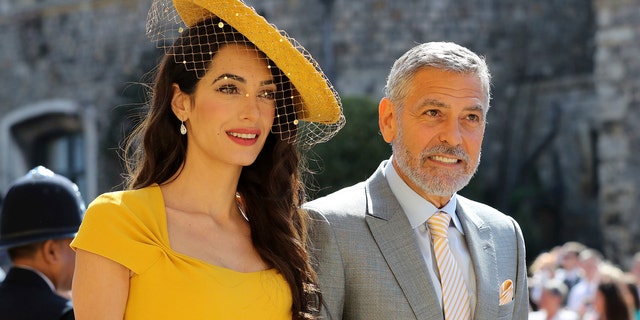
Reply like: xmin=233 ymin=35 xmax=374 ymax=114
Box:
xmin=427 ymin=211 xmax=471 ymax=320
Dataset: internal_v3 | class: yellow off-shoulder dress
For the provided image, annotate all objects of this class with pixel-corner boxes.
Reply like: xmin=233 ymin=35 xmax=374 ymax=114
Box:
xmin=71 ymin=185 xmax=292 ymax=319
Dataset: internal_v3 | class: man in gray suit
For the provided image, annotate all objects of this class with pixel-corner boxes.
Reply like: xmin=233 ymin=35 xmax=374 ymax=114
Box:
xmin=305 ymin=42 xmax=528 ymax=320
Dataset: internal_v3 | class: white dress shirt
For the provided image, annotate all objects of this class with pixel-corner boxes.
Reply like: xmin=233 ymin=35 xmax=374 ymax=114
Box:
xmin=384 ymin=158 xmax=477 ymax=315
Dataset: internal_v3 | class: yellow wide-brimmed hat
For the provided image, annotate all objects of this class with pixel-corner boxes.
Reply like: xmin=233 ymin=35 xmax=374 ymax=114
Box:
xmin=147 ymin=0 xmax=344 ymax=145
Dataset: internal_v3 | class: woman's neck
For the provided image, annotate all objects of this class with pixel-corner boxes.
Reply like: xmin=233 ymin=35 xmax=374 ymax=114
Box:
xmin=160 ymin=158 xmax=243 ymax=220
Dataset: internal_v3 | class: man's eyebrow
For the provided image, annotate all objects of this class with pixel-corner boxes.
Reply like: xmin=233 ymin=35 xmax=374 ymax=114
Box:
xmin=420 ymin=99 xmax=448 ymax=108
xmin=465 ymin=104 xmax=485 ymax=112
xmin=420 ymin=99 xmax=485 ymax=113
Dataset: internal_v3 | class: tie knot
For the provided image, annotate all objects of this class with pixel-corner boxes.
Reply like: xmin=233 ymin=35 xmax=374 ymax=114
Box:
xmin=427 ymin=211 xmax=451 ymax=239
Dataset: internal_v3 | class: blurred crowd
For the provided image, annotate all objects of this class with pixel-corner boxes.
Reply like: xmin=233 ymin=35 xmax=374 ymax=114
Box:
xmin=528 ymin=241 xmax=640 ymax=320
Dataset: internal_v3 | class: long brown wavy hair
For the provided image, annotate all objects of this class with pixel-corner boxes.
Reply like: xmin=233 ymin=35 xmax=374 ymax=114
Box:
xmin=123 ymin=16 xmax=320 ymax=319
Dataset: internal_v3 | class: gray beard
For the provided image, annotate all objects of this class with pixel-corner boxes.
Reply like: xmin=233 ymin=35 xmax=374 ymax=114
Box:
xmin=392 ymin=138 xmax=480 ymax=197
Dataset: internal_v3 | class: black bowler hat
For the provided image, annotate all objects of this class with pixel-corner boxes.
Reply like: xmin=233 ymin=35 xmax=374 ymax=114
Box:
xmin=0 ymin=166 xmax=85 ymax=249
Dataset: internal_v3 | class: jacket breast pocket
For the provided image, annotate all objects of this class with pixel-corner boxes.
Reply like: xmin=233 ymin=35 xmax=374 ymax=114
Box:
xmin=496 ymin=299 xmax=514 ymax=320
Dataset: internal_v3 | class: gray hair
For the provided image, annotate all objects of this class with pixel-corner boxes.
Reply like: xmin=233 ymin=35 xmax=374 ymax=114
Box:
xmin=384 ymin=42 xmax=491 ymax=109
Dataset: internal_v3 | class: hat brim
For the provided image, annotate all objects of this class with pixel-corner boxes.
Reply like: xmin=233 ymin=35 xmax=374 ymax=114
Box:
xmin=0 ymin=232 xmax=77 ymax=250
xmin=173 ymin=0 xmax=341 ymax=124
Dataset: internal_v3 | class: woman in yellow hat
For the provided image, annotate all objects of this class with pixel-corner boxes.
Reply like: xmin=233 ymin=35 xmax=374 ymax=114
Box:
xmin=70 ymin=1 xmax=344 ymax=319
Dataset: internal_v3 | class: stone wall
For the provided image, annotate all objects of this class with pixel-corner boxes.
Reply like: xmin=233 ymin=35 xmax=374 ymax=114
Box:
xmin=593 ymin=0 xmax=640 ymax=267
xmin=0 ymin=0 xmax=154 ymax=193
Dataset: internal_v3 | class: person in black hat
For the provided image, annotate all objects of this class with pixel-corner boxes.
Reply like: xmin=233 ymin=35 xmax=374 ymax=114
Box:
xmin=0 ymin=166 xmax=85 ymax=320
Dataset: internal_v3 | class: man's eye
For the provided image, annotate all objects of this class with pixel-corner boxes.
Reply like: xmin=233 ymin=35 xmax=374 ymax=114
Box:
xmin=424 ymin=110 xmax=439 ymax=117
xmin=467 ymin=114 xmax=480 ymax=122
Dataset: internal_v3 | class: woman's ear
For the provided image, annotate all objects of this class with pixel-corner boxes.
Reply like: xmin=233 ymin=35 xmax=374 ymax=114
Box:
xmin=171 ymin=83 xmax=190 ymax=121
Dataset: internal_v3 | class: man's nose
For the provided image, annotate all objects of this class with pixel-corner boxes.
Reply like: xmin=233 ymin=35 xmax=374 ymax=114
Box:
xmin=438 ymin=118 xmax=462 ymax=146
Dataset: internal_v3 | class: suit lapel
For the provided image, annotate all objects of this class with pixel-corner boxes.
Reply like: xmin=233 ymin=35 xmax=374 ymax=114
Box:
xmin=456 ymin=198 xmax=499 ymax=319
xmin=365 ymin=163 xmax=443 ymax=320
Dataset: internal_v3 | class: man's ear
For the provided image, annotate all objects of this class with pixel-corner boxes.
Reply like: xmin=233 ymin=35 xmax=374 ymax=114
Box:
xmin=41 ymin=239 xmax=59 ymax=264
xmin=379 ymin=97 xmax=397 ymax=144
xmin=171 ymin=83 xmax=190 ymax=121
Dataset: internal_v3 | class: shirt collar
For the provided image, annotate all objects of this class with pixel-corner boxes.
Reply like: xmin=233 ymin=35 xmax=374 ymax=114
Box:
xmin=383 ymin=156 xmax=465 ymax=234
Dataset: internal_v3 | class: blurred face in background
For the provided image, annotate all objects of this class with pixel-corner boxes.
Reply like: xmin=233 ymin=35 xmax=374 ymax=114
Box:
xmin=561 ymin=251 xmax=579 ymax=271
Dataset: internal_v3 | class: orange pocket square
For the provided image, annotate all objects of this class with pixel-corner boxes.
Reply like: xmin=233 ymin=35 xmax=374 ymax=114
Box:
xmin=499 ymin=279 xmax=514 ymax=305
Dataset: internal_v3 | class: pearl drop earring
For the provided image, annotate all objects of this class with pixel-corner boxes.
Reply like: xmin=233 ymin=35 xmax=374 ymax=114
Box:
xmin=180 ymin=120 xmax=187 ymax=135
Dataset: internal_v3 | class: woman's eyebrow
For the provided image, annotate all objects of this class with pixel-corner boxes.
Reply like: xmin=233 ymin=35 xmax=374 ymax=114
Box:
xmin=213 ymin=73 xmax=275 ymax=87
xmin=213 ymin=73 xmax=245 ymax=83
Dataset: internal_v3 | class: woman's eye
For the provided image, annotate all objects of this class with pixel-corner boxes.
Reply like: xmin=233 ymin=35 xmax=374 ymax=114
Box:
xmin=259 ymin=90 xmax=276 ymax=100
xmin=218 ymin=85 xmax=239 ymax=94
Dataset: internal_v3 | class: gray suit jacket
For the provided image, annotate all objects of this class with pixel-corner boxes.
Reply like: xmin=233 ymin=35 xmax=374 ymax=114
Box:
xmin=305 ymin=161 xmax=528 ymax=320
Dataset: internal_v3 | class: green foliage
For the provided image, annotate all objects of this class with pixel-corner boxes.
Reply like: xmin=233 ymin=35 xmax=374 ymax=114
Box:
xmin=306 ymin=96 xmax=391 ymax=199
